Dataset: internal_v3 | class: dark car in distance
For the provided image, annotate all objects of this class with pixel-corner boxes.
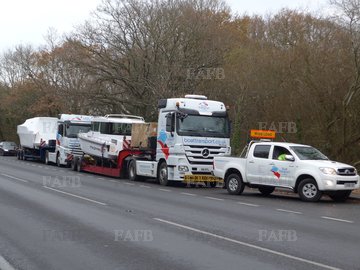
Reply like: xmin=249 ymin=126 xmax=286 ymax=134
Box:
xmin=0 ymin=141 xmax=17 ymax=156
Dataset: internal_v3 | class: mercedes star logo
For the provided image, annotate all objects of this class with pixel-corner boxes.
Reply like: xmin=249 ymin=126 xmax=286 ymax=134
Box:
xmin=202 ymin=148 xmax=210 ymax=158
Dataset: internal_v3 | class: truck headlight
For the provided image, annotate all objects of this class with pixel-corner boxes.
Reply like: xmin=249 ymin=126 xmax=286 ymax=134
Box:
xmin=319 ymin=167 xmax=337 ymax=175
xmin=178 ymin=165 xmax=189 ymax=172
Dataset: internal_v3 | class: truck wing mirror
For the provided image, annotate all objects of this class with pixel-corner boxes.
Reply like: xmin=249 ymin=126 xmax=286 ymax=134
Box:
xmin=285 ymin=155 xmax=295 ymax=162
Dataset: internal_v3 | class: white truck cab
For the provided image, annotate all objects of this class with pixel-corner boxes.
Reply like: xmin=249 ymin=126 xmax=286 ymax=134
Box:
xmin=213 ymin=140 xmax=360 ymax=202
xmin=131 ymin=95 xmax=231 ymax=186
xmin=46 ymin=114 xmax=93 ymax=166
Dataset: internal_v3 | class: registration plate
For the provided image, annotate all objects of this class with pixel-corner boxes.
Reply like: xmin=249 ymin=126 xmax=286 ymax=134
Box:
xmin=183 ymin=175 xmax=223 ymax=182
xmin=344 ymin=183 xmax=355 ymax=188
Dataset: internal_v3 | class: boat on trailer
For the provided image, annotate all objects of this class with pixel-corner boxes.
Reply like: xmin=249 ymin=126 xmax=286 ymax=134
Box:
xmin=78 ymin=114 xmax=145 ymax=160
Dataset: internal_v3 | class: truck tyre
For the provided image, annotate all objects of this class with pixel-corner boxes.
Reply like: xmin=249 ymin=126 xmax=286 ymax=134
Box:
xmin=128 ymin=160 xmax=142 ymax=181
xmin=328 ymin=190 xmax=352 ymax=202
xmin=71 ymin=157 xmax=78 ymax=171
xmin=76 ymin=157 xmax=82 ymax=172
xmin=22 ymin=150 xmax=27 ymax=160
xmin=45 ymin=151 xmax=50 ymax=165
xmin=298 ymin=178 xmax=322 ymax=202
xmin=158 ymin=162 xmax=169 ymax=186
xmin=226 ymin=173 xmax=245 ymax=195
xmin=56 ymin=153 xmax=62 ymax=167
xmin=17 ymin=151 xmax=20 ymax=160
xmin=258 ymin=186 xmax=275 ymax=196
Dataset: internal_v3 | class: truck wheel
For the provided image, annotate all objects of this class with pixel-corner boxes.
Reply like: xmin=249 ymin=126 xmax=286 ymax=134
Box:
xmin=17 ymin=151 xmax=20 ymax=160
xmin=328 ymin=190 xmax=352 ymax=202
xmin=128 ymin=160 xmax=142 ymax=181
xmin=258 ymin=186 xmax=275 ymax=196
xmin=226 ymin=173 xmax=245 ymax=195
xmin=158 ymin=162 xmax=169 ymax=186
xmin=298 ymin=178 xmax=322 ymax=202
xmin=76 ymin=158 xmax=82 ymax=172
xmin=45 ymin=151 xmax=50 ymax=165
xmin=209 ymin=182 xmax=217 ymax=188
xmin=22 ymin=150 xmax=27 ymax=160
xmin=56 ymin=153 xmax=62 ymax=167
xmin=71 ymin=157 xmax=78 ymax=171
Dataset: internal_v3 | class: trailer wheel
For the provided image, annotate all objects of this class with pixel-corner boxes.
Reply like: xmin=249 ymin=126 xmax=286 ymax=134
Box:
xmin=22 ymin=150 xmax=27 ymax=160
xmin=71 ymin=157 xmax=78 ymax=171
xmin=158 ymin=162 xmax=169 ymax=186
xmin=76 ymin=157 xmax=82 ymax=172
xmin=128 ymin=160 xmax=142 ymax=181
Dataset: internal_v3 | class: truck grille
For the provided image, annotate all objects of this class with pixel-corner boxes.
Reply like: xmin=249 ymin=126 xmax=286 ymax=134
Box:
xmin=337 ymin=168 xmax=356 ymax=176
xmin=184 ymin=145 xmax=227 ymax=165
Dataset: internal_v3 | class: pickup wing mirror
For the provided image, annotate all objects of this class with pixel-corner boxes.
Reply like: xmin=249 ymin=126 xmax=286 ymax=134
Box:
xmin=285 ymin=155 xmax=295 ymax=162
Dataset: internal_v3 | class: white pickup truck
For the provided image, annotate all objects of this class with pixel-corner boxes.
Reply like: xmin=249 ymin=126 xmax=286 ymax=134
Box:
xmin=213 ymin=141 xmax=359 ymax=202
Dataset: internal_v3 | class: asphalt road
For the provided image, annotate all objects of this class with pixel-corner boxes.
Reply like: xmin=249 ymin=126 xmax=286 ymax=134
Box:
xmin=0 ymin=156 xmax=359 ymax=270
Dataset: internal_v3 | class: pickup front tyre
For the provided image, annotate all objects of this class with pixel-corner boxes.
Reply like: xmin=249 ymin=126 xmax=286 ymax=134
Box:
xmin=226 ymin=173 xmax=245 ymax=195
xmin=298 ymin=178 xmax=322 ymax=202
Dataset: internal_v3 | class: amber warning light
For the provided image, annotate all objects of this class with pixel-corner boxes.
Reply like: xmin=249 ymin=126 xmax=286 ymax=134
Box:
xmin=250 ymin=129 xmax=276 ymax=139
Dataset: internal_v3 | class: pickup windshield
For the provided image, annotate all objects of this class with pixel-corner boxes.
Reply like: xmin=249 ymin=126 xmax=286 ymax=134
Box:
xmin=66 ymin=124 xmax=91 ymax=138
xmin=177 ymin=114 xmax=230 ymax=138
xmin=290 ymin=146 xmax=328 ymax=160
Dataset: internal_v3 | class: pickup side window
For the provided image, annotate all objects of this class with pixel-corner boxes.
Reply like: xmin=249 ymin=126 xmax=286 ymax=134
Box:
xmin=253 ymin=145 xmax=271 ymax=159
xmin=272 ymin=146 xmax=291 ymax=160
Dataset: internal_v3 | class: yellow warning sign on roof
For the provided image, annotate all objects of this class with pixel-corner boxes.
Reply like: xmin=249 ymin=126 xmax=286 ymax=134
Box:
xmin=250 ymin=130 xmax=276 ymax=139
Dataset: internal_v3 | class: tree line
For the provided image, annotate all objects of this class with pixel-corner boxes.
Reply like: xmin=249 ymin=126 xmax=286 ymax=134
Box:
xmin=0 ymin=0 xmax=359 ymax=166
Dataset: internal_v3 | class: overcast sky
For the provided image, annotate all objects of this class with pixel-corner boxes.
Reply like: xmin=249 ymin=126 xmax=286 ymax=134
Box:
xmin=0 ymin=0 xmax=330 ymax=53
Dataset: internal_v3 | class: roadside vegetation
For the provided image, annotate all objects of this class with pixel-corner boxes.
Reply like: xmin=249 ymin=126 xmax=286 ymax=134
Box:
xmin=0 ymin=0 xmax=359 ymax=166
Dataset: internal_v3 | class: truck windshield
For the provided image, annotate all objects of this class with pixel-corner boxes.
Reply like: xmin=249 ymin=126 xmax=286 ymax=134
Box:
xmin=177 ymin=114 xmax=230 ymax=138
xmin=290 ymin=146 xmax=328 ymax=160
xmin=66 ymin=124 xmax=91 ymax=138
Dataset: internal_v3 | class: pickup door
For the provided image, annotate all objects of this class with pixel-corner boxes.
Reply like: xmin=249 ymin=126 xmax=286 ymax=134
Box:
xmin=246 ymin=144 xmax=296 ymax=187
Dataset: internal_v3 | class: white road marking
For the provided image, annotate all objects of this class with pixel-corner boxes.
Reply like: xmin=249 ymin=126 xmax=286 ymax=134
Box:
xmin=140 ymin=185 xmax=151 ymax=188
xmin=180 ymin=192 xmax=197 ymax=196
xmin=110 ymin=180 xmax=117 ymax=183
xmin=1 ymin=173 xmax=28 ymax=183
xmin=43 ymin=186 xmax=107 ymax=206
xmin=124 ymin=182 xmax=135 ymax=186
xmin=97 ymin=178 xmax=105 ymax=180
xmin=204 ymin=196 xmax=224 ymax=201
xmin=237 ymin=202 xmax=259 ymax=207
xmin=159 ymin=188 xmax=171 ymax=192
xmin=0 ymin=255 xmax=16 ymax=270
xmin=154 ymin=218 xmax=341 ymax=270
xmin=321 ymin=216 xmax=354 ymax=224
xmin=276 ymin=209 xmax=302 ymax=215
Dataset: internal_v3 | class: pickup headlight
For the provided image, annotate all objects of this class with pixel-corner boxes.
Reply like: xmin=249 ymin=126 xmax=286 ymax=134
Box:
xmin=319 ymin=167 xmax=337 ymax=175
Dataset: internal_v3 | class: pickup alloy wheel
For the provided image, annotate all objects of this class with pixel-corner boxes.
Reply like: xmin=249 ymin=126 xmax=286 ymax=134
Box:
xmin=298 ymin=178 xmax=322 ymax=202
xmin=226 ymin=173 xmax=245 ymax=195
